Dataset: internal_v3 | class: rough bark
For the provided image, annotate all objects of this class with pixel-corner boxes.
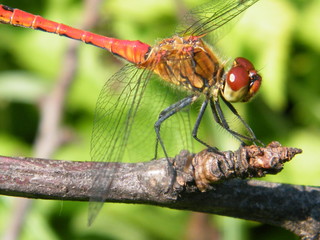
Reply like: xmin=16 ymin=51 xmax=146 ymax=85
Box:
xmin=1 ymin=142 xmax=318 ymax=239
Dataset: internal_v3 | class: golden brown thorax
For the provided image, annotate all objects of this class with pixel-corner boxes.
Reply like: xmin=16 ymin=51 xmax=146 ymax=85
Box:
xmin=140 ymin=36 xmax=224 ymax=95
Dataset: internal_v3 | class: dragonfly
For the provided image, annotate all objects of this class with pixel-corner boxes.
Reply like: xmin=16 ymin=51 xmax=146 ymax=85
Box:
xmin=0 ymin=0 xmax=262 ymax=225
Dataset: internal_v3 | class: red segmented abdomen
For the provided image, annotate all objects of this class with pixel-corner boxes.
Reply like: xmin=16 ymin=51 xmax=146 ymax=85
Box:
xmin=0 ymin=5 xmax=150 ymax=64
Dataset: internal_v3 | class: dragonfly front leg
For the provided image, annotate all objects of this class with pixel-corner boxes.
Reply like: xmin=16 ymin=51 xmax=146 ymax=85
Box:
xmin=220 ymin=96 xmax=264 ymax=146
xmin=154 ymin=95 xmax=197 ymax=159
xmin=210 ymin=98 xmax=263 ymax=146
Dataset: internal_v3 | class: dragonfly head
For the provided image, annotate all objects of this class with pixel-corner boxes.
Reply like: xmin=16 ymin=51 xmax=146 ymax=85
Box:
xmin=222 ymin=57 xmax=262 ymax=103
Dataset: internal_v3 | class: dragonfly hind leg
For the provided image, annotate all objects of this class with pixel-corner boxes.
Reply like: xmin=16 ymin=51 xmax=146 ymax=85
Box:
xmin=154 ymin=95 xmax=197 ymax=160
xmin=191 ymin=98 xmax=221 ymax=154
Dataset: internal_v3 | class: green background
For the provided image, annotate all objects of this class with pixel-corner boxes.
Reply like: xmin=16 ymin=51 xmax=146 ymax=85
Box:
xmin=0 ymin=0 xmax=319 ymax=239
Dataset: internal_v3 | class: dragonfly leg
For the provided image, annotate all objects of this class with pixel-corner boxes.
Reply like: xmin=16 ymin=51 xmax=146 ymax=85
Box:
xmin=210 ymin=98 xmax=246 ymax=143
xmin=154 ymin=95 xmax=197 ymax=159
xmin=220 ymin=96 xmax=264 ymax=146
xmin=191 ymin=99 xmax=220 ymax=153
xmin=211 ymin=97 xmax=264 ymax=146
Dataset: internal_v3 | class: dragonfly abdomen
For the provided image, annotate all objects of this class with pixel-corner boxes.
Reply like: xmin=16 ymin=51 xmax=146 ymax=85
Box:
xmin=0 ymin=4 xmax=150 ymax=64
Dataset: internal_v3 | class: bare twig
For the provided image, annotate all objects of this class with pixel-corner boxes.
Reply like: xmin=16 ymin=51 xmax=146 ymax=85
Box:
xmin=0 ymin=142 xmax=315 ymax=239
xmin=190 ymin=141 xmax=302 ymax=191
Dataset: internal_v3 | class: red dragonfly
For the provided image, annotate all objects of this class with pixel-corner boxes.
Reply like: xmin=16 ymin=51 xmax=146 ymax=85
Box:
xmin=0 ymin=0 xmax=262 ymax=224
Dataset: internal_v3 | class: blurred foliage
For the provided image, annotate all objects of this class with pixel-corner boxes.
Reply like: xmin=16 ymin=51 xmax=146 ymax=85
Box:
xmin=0 ymin=0 xmax=319 ymax=239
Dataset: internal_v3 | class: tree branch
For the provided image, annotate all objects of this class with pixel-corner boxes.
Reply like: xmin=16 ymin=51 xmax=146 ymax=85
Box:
xmin=1 ymin=141 xmax=317 ymax=238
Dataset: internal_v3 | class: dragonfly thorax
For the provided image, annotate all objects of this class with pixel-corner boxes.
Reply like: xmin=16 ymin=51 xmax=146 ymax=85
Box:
xmin=141 ymin=36 xmax=224 ymax=94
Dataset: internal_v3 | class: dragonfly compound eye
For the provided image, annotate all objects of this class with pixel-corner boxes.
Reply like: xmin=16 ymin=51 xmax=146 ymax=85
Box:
xmin=223 ymin=57 xmax=262 ymax=103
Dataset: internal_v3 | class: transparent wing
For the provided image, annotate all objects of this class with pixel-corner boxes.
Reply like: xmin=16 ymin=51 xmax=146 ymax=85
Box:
xmin=178 ymin=0 xmax=259 ymax=37
xmin=88 ymin=63 xmax=195 ymax=225
xmin=88 ymin=64 xmax=152 ymax=224
xmin=90 ymin=65 xmax=151 ymax=165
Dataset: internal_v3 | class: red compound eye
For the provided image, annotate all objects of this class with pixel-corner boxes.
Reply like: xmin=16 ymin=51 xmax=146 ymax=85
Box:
xmin=223 ymin=57 xmax=262 ymax=102
xmin=226 ymin=65 xmax=250 ymax=91
xmin=235 ymin=57 xmax=254 ymax=71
